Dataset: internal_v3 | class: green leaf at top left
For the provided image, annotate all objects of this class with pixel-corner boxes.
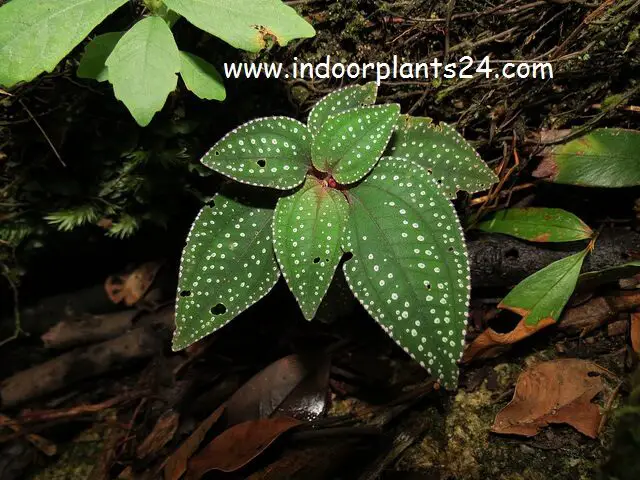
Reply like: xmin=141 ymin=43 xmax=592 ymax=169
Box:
xmin=106 ymin=16 xmax=180 ymax=127
xmin=201 ymin=117 xmax=311 ymax=190
xmin=0 ymin=0 xmax=128 ymax=87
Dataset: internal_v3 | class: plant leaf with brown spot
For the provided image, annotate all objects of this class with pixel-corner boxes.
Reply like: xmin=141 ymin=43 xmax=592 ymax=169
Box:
xmin=499 ymin=249 xmax=589 ymax=327
xmin=186 ymin=416 xmax=303 ymax=477
xmin=533 ymin=128 xmax=640 ymax=187
xmin=163 ymin=405 xmax=225 ymax=480
xmin=492 ymin=359 xmax=605 ymax=438
xmin=476 ymin=208 xmax=593 ymax=243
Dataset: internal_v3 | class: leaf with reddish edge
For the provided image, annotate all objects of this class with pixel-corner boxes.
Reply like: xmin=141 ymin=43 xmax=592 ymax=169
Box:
xmin=273 ymin=176 xmax=349 ymax=320
xmin=533 ymin=128 xmax=640 ymax=187
xmin=500 ymin=248 xmax=589 ymax=327
xmin=476 ymin=207 xmax=593 ymax=243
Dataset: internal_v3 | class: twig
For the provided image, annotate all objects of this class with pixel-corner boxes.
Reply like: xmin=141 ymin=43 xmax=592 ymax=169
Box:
xmin=0 ymin=265 xmax=24 ymax=347
xmin=17 ymin=99 xmax=66 ymax=167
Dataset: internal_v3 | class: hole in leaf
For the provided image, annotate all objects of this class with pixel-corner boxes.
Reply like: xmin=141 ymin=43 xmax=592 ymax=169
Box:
xmin=437 ymin=178 xmax=443 ymax=185
xmin=505 ymin=248 xmax=519 ymax=260
xmin=313 ymin=257 xmax=320 ymax=264
xmin=214 ymin=151 xmax=220 ymax=156
xmin=448 ymin=246 xmax=454 ymax=252
xmin=180 ymin=290 xmax=192 ymax=297
xmin=210 ymin=303 xmax=227 ymax=315
xmin=587 ymin=371 xmax=601 ymax=378
xmin=257 ymin=159 xmax=266 ymax=168
xmin=426 ymin=282 xmax=432 ymax=290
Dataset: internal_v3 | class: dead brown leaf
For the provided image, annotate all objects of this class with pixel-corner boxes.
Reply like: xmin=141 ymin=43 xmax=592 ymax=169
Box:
xmin=163 ymin=405 xmax=225 ymax=480
xmin=185 ymin=416 xmax=303 ymax=478
xmin=136 ymin=410 xmax=180 ymax=460
xmin=631 ymin=313 xmax=640 ymax=354
xmin=105 ymin=261 xmax=163 ymax=306
xmin=492 ymin=359 xmax=605 ymax=438
xmin=226 ymin=354 xmax=325 ymax=425
xmin=461 ymin=317 xmax=556 ymax=362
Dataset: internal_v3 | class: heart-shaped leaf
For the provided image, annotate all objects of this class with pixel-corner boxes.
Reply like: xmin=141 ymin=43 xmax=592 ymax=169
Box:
xmin=173 ymin=192 xmax=280 ymax=351
xmin=384 ymin=115 xmax=497 ymax=198
xmin=202 ymin=117 xmax=311 ymax=190
xmin=106 ymin=16 xmax=180 ymax=126
xmin=273 ymin=177 xmax=349 ymax=320
xmin=343 ymin=157 xmax=470 ymax=388
xmin=307 ymin=82 xmax=378 ymax=136
xmin=499 ymin=248 xmax=589 ymax=327
xmin=533 ymin=128 xmax=640 ymax=187
xmin=0 ymin=0 xmax=128 ymax=87
xmin=312 ymin=104 xmax=400 ymax=185
xmin=164 ymin=0 xmax=315 ymax=52
xmin=77 ymin=32 xmax=123 ymax=82
xmin=179 ymin=51 xmax=226 ymax=101
xmin=476 ymin=207 xmax=593 ymax=242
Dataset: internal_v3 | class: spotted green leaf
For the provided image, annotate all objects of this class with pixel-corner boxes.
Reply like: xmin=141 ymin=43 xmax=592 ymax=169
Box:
xmin=77 ymin=32 xmax=123 ymax=82
xmin=312 ymin=104 xmax=400 ymax=185
xmin=163 ymin=0 xmax=315 ymax=52
xmin=343 ymin=157 xmax=470 ymax=388
xmin=202 ymin=117 xmax=311 ymax=190
xmin=533 ymin=128 xmax=640 ymax=187
xmin=106 ymin=16 xmax=180 ymax=127
xmin=307 ymin=82 xmax=378 ymax=136
xmin=500 ymin=248 xmax=589 ymax=327
xmin=0 ymin=0 xmax=128 ymax=87
xmin=273 ymin=176 xmax=349 ymax=320
xmin=384 ymin=115 xmax=497 ymax=198
xmin=476 ymin=208 xmax=593 ymax=243
xmin=179 ymin=51 xmax=226 ymax=101
xmin=173 ymin=192 xmax=280 ymax=350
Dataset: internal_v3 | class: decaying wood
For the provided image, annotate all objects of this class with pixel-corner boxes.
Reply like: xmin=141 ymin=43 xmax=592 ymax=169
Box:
xmin=41 ymin=310 xmax=139 ymax=349
xmin=0 ymin=308 xmax=173 ymax=408
xmin=467 ymin=229 xmax=640 ymax=288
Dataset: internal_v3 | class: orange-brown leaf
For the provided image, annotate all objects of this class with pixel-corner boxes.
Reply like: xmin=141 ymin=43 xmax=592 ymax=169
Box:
xmin=492 ymin=359 xmax=604 ymax=438
xmin=631 ymin=313 xmax=640 ymax=354
xmin=163 ymin=405 xmax=225 ymax=480
xmin=105 ymin=261 xmax=162 ymax=306
xmin=186 ymin=417 xmax=303 ymax=478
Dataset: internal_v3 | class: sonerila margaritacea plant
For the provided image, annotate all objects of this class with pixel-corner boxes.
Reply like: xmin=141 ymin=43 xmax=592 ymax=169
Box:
xmin=173 ymin=83 xmax=497 ymax=388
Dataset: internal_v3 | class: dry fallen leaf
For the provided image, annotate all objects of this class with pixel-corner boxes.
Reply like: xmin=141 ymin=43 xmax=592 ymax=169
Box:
xmin=461 ymin=317 xmax=556 ymax=362
xmin=105 ymin=261 xmax=163 ymax=306
xmin=492 ymin=359 xmax=605 ymax=438
xmin=631 ymin=313 xmax=640 ymax=354
xmin=137 ymin=410 xmax=180 ymax=460
xmin=163 ymin=405 xmax=225 ymax=480
xmin=185 ymin=416 xmax=303 ymax=478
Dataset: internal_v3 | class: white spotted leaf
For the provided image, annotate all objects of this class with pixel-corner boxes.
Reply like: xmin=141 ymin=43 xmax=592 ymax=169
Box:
xmin=384 ymin=115 xmax=497 ymax=198
xmin=202 ymin=117 xmax=311 ymax=190
xmin=173 ymin=192 xmax=280 ymax=351
xmin=307 ymin=82 xmax=378 ymax=136
xmin=312 ymin=104 xmax=400 ymax=185
xmin=273 ymin=176 xmax=349 ymax=320
xmin=343 ymin=157 xmax=470 ymax=388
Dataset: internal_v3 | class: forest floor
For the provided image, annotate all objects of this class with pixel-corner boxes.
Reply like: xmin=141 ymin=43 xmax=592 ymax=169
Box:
xmin=1 ymin=0 xmax=640 ymax=479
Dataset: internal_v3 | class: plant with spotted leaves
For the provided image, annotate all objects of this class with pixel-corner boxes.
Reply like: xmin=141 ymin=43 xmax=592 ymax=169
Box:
xmin=174 ymin=82 xmax=497 ymax=388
